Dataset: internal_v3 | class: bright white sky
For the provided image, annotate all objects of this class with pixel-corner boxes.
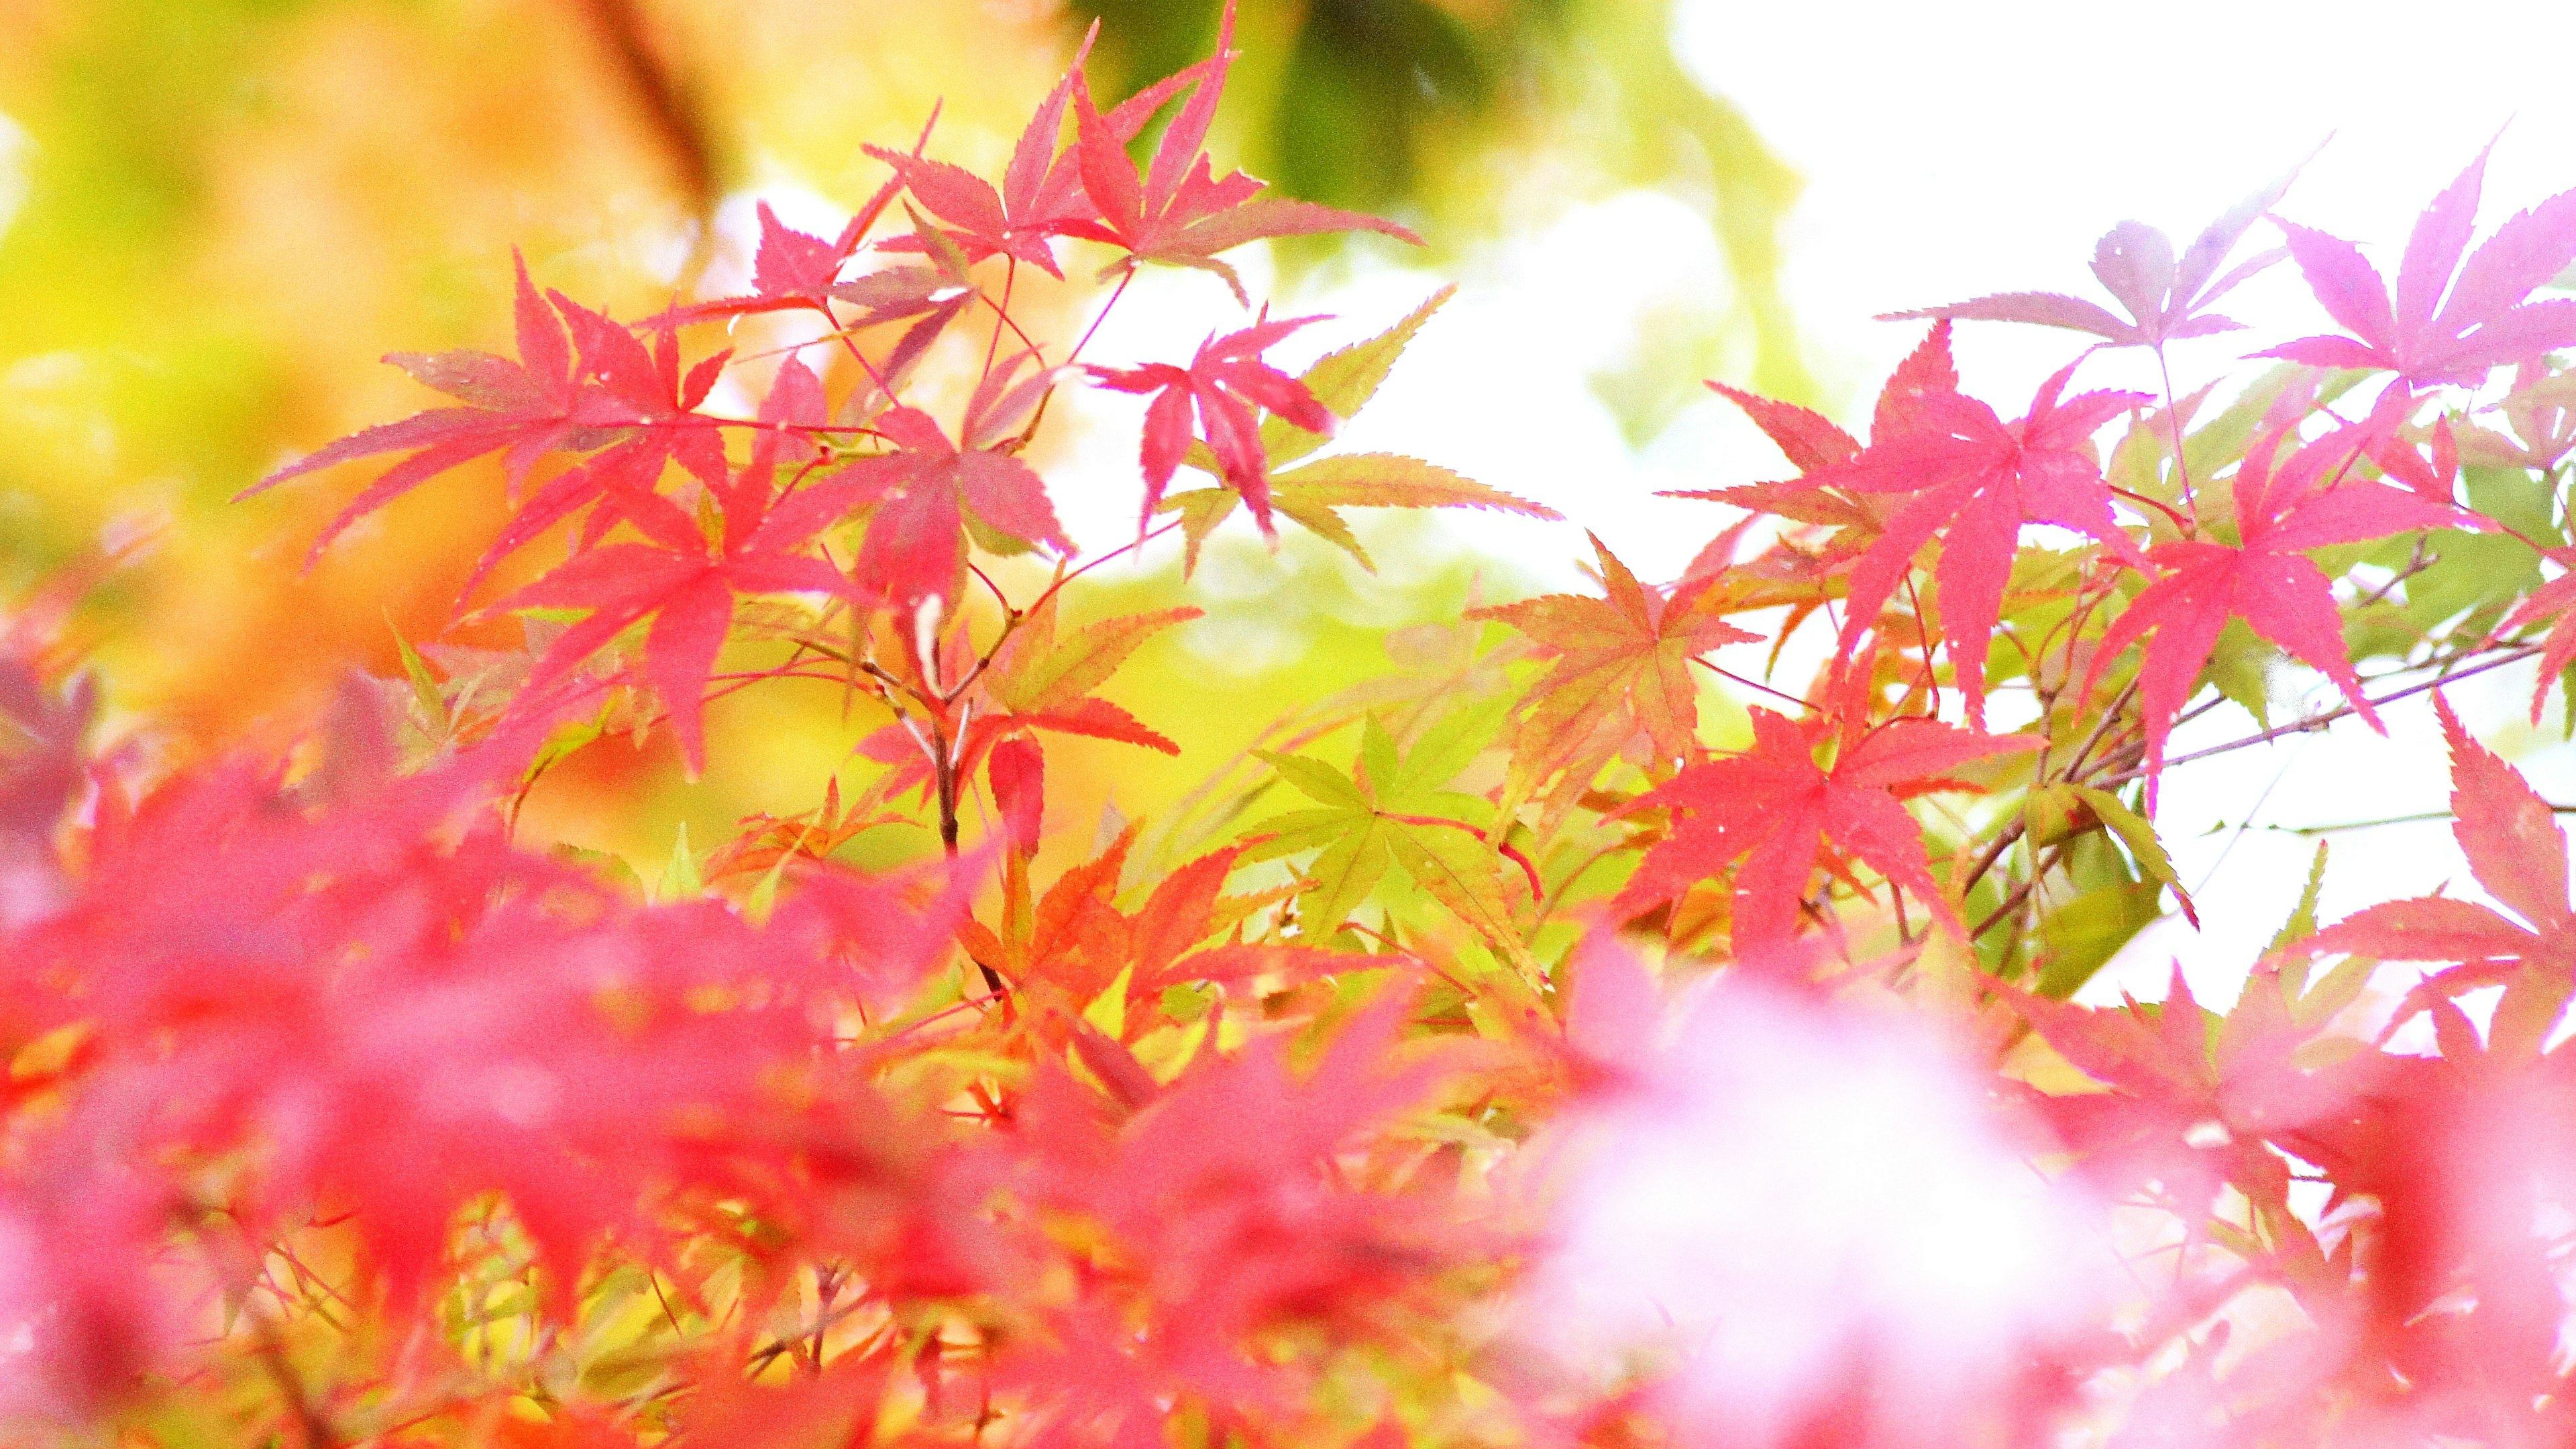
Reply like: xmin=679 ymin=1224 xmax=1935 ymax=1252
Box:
xmin=1668 ymin=0 xmax=2576 ymax=1006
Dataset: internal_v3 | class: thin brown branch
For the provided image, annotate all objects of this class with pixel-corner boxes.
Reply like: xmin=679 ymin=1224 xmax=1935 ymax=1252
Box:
xmin=574 ymin=0 xmax=718 ymax=215
xmin=2091 ymin=643 xmax=2542 ymax=788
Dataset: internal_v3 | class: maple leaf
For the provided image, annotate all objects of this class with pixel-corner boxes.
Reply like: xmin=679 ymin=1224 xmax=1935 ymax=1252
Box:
xmin=1250 ymin=285 xmax=1451 ymax=470
xmin=867 ymin=28 xmax=1099 ymax=279
xmin=661 ymin=109 xmax=941 ymax=325
xmin=7 ymin=743 xmax=861 ymax=1307
xmin=460 ymin=350 xmax=833 ymax=605
xmin=1148 ymin=289 xmax=1558 ymax=570
xmin=2504 ymin=551 xmax=2576 ymax=723
xmin=1060 ymin=1 xmax=1418 ymax=303
xmin=956 ymin=826 xmax=1137 ymax=1009
xmin=649 ymin=200 xmax=969 ymax=428
xmin=1090 ymin=313 xmax=1335 ymax=535
xmin=2082 ymin=422 xmax=2481 ymax=808
xmin=1115 ymin=843 xmax=1359 ymax=996
xmin=0 ymin=658 xmax=93 ymax=930
xmin=2335 ymin=1055 xmax=2576 ymax=1424
xmin=955 ymin=824 xmax=1356 ymax=1016
xmin=987 ymin=735 xmax=1046 ymax=857
xmin=244 ymin=253 xmax=621 ymax=561
xmin=1101 ymin=984 xmax=1455 ymax=1265
xmin=1676 ymin=327 xmax=1952 ymax=540
xmin=975 ymin=593 xmax=1195 ymax=752
xmin=0 ymin=1165 xmax=172 ymax=1421
xmin=1003 ymin=992 xmax=1463 ymax=1430
xmin=870 ymin=587 xmax=1195 ymax=782
xmin=260 ymin=885 xmax=833 ymax=1306
xmin=715 ymin=357 xmax=835 ymax=530
xmin=548 ymin=291 xmax=733 ymax=462
xmin=1613 ymin=704 xmax=2039 ymax=951
xmin=701 ymin=776 xmax=906 ymax=884
xmin=823 ymin=392 xmax=1069 ymax=618
xmin=472 ymin=290 xmax=742 ymax=581
xmin=19 ymin=741 xmax=521 ymax=1049
xmin=2002 ymin=962 xmax=2381 ymax=1242
xmin=1703 ymin=380 xmax=1860 ymax=475
xmin=2303 ymin=694 xmax=2576 ymax=1059
xmin=1246 ymin=708 xmax=1538 ymax=971
xmin=1788 ymin=329 xmax=2151 ymax=728
xmin=496 ymin=428 xmax=866 ymax=775
xmin=1474 ymin=535 xmax=1756 ymax=839
xmin=2367 ymin=413 xmax=2462 ymax=505
xmin=679 ymin=202 xmax=969 ymax=353
xmin=2458 ymin=362 xmax=2576 ymax=472
xmin=773 ymin=851 xmax=990 ymax=1012
xmin=1882 ymin=165 xmax=2299 ymax=346
xmin=1163 ymin=453 xmax=1556 ymax=576
xmin=2259 ymin=147 xmax=2576 ymax=387
xmin=434 ymin=284 xmax=760 ymax=603
xmin=672 ymin=202 xmax=852 ymax=323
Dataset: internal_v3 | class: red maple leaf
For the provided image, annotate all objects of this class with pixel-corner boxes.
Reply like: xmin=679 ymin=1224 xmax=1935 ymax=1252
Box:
xmin=661 ymin=109 xmax=939 ymax=325
xmin=643 ymin=180 xmax=972 ymax=426
xmin=665 ymin=201 xmax=852 ymax=323
xmin=676 ymin=203 xmax=961 ymax=348
xmin=935 ymin=697 xmax=1185 ymax=851
xmin=1089 ymin=314 xmax=1334 ymax=534
xmin=1792 ymin=328 xmax=2150 ymax=729
xmin=820 ymin=387 xmax=1070 ymax=618
xmin=1702 ymin=380 xmax=1859 ymax=476
xmin=1614 ymin=701 xmax=2040 ymax=950
xmin=549 ymin=292 xmax=733 ymax=462
xmin=262 ymin=264 xmax=743 ymax=580
xmin=458 ymin=341 xmax=843 ymax=602
xmin=0 ymin=1159 xmax=172 ymax=1420
xmin=2304 ymin=694 xmax=2576 ymax=1055
xmin=496 ymin=413 xmax=866 ymax=773
xmin=1679 ymin=323 xmax=1953 ymax=535
xmin=2259 ymin=147 xmax=2576 ymax=388
xmin=2082 ymin=421 xmax=2479 ymax=808
xmin=7 ymin=743 xmax=863 ymax=1305
xmin=2369 ymin=414 xmax=2462 ymax=505
xmin=2503 ymin=547 xmax=2576 ymax=724
xmin=1060 ymin=1 xmax=1417 ymax=303
xmin=1002 ymin=992 xmax=1460 ymax=1431
xmin=867 ymin=30 xmax=1101 ymax=279
xmin=987 ymin=735 xmax=1046 ymax=857
xmin=244 ymin=254 xmax=623 ymax=561
xmin=2002 ymin=962 xmax=2385 ymax=1246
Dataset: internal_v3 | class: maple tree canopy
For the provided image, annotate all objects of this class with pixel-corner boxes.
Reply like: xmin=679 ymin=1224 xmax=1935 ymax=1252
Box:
xmin=13 ymin=7 xmax=2576 ymax=1447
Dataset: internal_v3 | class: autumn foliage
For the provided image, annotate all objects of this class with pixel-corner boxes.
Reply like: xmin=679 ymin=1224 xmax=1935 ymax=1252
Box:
xmin=17 ymin=9 xmax=2576 ymax=1446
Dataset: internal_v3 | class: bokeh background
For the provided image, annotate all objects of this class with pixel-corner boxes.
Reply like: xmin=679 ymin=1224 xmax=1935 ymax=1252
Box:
xmin=7 ymin=0 xmax=2575 ymax=998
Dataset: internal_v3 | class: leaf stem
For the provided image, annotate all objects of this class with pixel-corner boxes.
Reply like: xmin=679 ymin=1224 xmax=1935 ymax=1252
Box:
xmin=1379 ymin=811 xmax=1546 ymax=900
xmin=1688 ymin=654 xmax=1812 ymax=709
xmin=2153 ymin=341 xmax=2196 ymax=516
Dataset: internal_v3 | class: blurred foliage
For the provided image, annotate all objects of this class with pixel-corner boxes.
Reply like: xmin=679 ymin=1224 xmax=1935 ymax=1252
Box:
xmin=1076 ymin=0 xmax=1811 ymax=418
xmin=0 ymin=0 xmax=1794 ymax=869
